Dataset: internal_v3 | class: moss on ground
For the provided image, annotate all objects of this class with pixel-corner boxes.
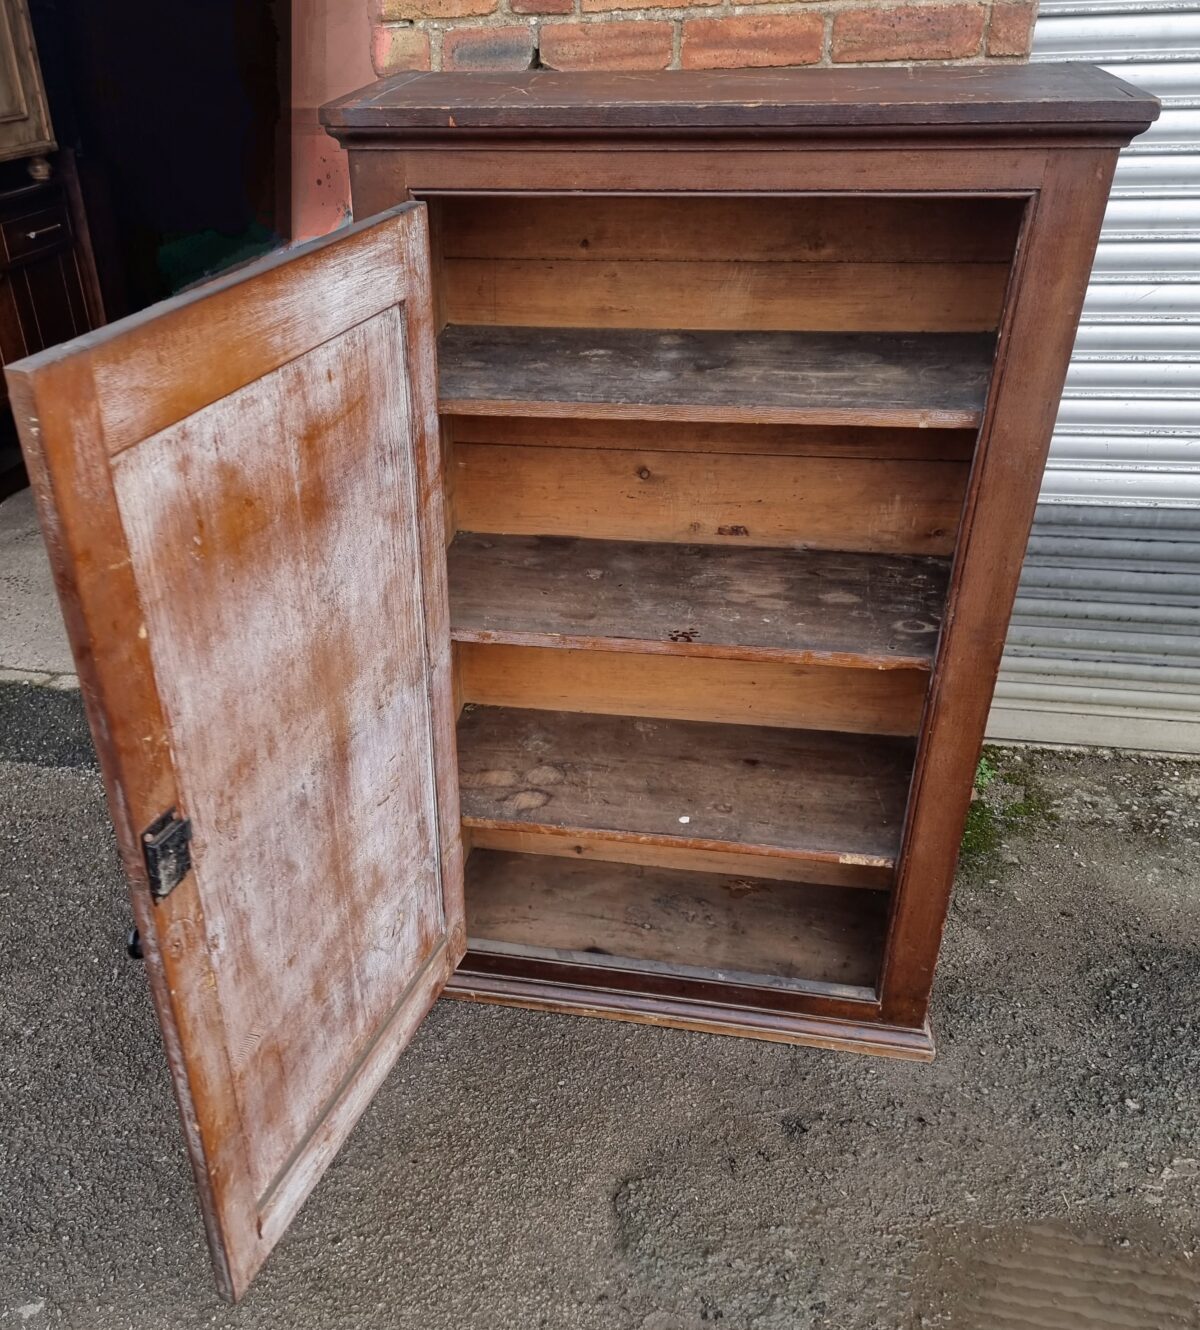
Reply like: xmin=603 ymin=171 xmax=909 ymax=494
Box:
xmin=959 ymin=745 xmax=1056 ymax=877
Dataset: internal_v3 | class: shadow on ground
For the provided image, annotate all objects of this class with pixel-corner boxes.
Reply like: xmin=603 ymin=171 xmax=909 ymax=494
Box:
xmin=1 ymin=683 xmax=1197 ymax=1329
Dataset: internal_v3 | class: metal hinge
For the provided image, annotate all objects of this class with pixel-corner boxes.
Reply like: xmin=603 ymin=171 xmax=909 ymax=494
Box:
xmin=142 ymin=808 xmax=193 ymax=901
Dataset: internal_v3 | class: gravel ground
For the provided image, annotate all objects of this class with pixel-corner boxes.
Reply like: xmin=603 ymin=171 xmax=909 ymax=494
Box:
xmin=0 ymin=682 xmax=1197 ymax=1329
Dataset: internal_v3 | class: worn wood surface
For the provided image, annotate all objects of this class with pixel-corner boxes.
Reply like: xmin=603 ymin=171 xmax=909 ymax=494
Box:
xmin=465 ymin=850 xmax=886 ymax=990
xmin=455 ymin=442 xmax=967 ymax=556
xmin=439 ymin=326 xmax=995 ymax=428
xmin=350 ymin=146 xmax=1051 ymax=206
xmin=449 ymin=534 xmax=949 ymax=669
xmin=446 ymin=415 xmax=978 ymax=461
xmin=458 ymin=705 xmax=915 ymax=868
xmin=439 ymin=195 xmax=1024 ymax=265
xmin=458 ymin=642 xmax=929 ymax=736
xmin=112 ymin=311 xmax=450 ymax=1208
xmin=94 ymin=225 xmax=411 ymax=458
xmin=468 ymin=826 xmax=892 ymax=889
xmin=327 ymin=66 xmax=1153 ymax=1061
xmin=445 ymin=260 xmax=1007 ymax=334
xmin=445 ymin=967 xmax=933 ymax=1057
xmin=439 ymin=194 xmax=1014 ymax=335
xmin=322 ymin=66 xmax=1157 ymax=136
xmin=4 ymin=205 xmax=461 ymax=1300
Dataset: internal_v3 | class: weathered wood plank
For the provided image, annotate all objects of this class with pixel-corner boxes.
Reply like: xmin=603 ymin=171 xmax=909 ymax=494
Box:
xmin=438 ymin=326 xmax=995 ymax=428
xmin=439 ymin=195 xmax=1023 ymax=264
xmin=455 ymin=444 xmax=967 ymax=556
xmin=469 ymin=825 xmax=892 ymax=889
xmin=465 ymin=850 xmax=887 ymax=990
xmin=444 ymin=259 xmax=1008 ymax=333
xmin=446 ymin=415 xmax=978 ymax=461
xmin=322 ymin=66 xmax=1158 ymax=136
xmin=457 ymin=705 xmax=915 ymax=867
xmin=449 ymin=534 xmax=949 ymax=669
xmin=458 ymin=642 xmax=930 ymax=736
xmin=113 ymin=309 xmax=448 ymax=1214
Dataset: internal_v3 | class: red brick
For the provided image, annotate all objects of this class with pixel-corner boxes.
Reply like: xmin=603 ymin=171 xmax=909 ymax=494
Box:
xmin=380 ymin=0 xmax=494 ymax=19
xmin=681 ymin=14 xmax=823 ymax=68
xmin=582 ymin=0 xmax=692 ymax=13
xmin=987 ymin=1 xmax=1036 ymax=55
xmin=539 ymin=21 xmax=674 ymax=70
xmin=511 ymin=0 xmax=571 ymax=14
xmin=831 ymin=4 xmax=985 ymax=62
xmin=371 ymin=24 xmax=432 ymax=75
xmin=444 ymin=24 xmax=535 ymax=69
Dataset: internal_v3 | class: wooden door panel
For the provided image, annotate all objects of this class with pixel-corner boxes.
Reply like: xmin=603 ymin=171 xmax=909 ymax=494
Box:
xmin=5 ymin=204 xmax=463 ymax=1298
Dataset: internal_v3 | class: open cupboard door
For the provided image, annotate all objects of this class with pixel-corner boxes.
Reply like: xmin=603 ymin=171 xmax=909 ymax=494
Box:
xmin=5 ymin=204 xmax=464 ymax=1299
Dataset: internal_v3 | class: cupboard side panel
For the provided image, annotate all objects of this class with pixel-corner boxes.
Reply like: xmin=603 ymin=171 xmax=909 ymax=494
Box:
xmin=879 ymin=150 xmax=1120 ymax=1030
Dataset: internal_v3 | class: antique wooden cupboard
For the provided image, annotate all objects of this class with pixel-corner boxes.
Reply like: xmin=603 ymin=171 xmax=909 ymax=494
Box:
xmin=7 ymin=66 xmax=1156 ymax=1298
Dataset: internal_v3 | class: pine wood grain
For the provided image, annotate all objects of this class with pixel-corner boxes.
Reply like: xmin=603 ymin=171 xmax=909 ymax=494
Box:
xmin=457 ymin=705 xmax=915 ymax=868
xmin=4 ymin=205 xmax=461 ymax=1300
xmin=465 ymin=850 xmax=887 ymax=990
xmin=468 ymin=826 xmax=892 ymax=889
xmin=438 ymin=195 xmax=1023 ymax=264
xmin=449 ymin=534 xmax=949 ymax=669
xmin=457 ymin=642 xmax=929 ymax=736
xmin=438 ymin=326 xmax=996 ymax=429
xmin=446 ymin=415 xmax=978 ymax=461
xmin=455 ymin=444 xmax=967 ymax=556
xmin=444 ymin=259 xmax=1008 ymax=334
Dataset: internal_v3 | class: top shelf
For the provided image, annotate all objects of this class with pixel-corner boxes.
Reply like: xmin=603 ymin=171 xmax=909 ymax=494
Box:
xmin=437 ymin=326 xmax=995 ymax=429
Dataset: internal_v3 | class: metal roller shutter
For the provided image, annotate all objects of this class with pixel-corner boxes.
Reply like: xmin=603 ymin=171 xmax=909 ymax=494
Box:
xmin=987 ymin=3 xmax=1200 ymax=752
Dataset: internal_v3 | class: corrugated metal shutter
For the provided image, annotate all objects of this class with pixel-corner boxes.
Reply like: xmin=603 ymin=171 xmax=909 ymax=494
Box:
xmin=987 ymin=3 xmax=1200 ymax=753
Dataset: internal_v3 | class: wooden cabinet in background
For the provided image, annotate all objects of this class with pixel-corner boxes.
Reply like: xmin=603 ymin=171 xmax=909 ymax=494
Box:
xmin=0 ymin=0 xmax=52 ymax=164
xmin=6 ymin=67 xmax=1158 ymax=1300
xmin=0 ymin=169 xmax=101 ymax=495
xmin=0 ymin=179 xmax=91 ymax=381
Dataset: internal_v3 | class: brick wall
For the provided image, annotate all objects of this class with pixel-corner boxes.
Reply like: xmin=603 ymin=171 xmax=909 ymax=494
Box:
xmin=371 ymin=0 xmax=1036 ymax=75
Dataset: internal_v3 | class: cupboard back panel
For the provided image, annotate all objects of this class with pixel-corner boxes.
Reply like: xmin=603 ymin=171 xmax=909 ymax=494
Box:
xmin=454 ymin=440 xmax=969 ymax=556
xmin=446 ymin=415 xmax=978 ymax=462
xmin=469 ymin=826 xmax=892 ymax=890
xmin=458 ymin=642 xmax=929 ymax=736
xmin=437 ymin=195 xmax=1022 ymax=334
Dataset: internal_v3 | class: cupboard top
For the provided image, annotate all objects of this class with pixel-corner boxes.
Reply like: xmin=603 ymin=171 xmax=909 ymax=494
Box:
xmin=321 ymin=65 xmax=1157 ymax=143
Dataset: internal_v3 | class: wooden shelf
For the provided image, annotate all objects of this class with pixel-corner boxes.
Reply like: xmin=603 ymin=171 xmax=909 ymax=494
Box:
xmin=457 ymin=706 xmax=914 ymax=869
xmin=437 ymin=325 xmax=995 ymax=428
xmin=465 ymin=850 xmax=886 ymax=993
xmin=449 ymin=533 xmax=949 ymax=669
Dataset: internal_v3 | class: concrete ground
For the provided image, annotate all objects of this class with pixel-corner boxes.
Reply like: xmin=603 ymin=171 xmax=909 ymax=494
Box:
xmin=1 ymin=489 xmax=1199 ymax=1328
xmin=0 ymin=488 xmax=76 ymax=687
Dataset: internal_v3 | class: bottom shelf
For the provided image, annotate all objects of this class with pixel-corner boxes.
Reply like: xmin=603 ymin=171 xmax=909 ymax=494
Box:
xmin=464 ymin=849 xmax=886 ymax=997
